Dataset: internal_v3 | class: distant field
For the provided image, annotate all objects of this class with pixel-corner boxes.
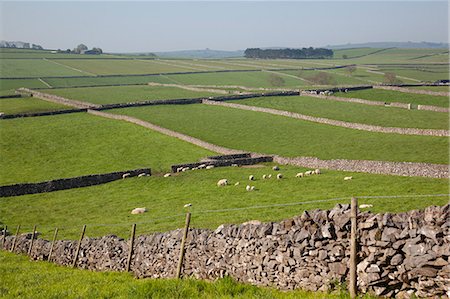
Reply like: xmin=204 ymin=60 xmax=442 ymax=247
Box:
xmin=0 ymin=96 xmax=70 ymax=114
xmin=112 ymin=104 xmax=448 ymax=164
xmin=332 ymin=48 xmax=387 ymax=59
xmin=45 ymin=74 xmax=173 ymax=88
xmin=335 ymin=88 xmax=449 ymax=107
xmin=0 ymin=113 xmax=214 ymax=185
xmin=229 ymin=95 xmax=449 ymax=130
xmin=0 ymin=78 xmax=48 ymax=91
xmin=43 ymin=85 xmax=220 ymax=105
xmin=0 ymin=59 xmax=83 ymax=78
xmin=282 ymin=69 xmax=369 ymax=85
xmin=167 ymin=71 xmax=305 ymax=88
xmin=51 ymin=59 xmax=197 ymax=75
xmin=1 ymin=164 xmax=447 ymax=240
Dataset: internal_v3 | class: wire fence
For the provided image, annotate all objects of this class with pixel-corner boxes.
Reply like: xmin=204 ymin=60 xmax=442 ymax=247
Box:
xmin=1 ymin=193 xmax=448 ymax=240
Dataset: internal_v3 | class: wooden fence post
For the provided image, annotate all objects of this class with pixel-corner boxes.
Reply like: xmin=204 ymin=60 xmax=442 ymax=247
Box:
xmin=72 ymin=225 xmax=86 ymax=268
xmin=28 ymin=225 xmax=37 ymax=256
xmin=48 ymin=228 xmax=59 ymax=262
xmin=1 ymin=225 xmax=6 ymax=250
xmin=126 ymin=224 xmax=136 ymax=272
xmin=10 ymin=225 xmax=20 ymax=253
xmin=176 ymin=212 xmax=191 ymax=278
xmin=349 ymin=197 xmax=358 ymax=299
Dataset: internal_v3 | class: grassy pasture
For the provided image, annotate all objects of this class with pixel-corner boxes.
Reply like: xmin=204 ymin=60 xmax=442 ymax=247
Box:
xmin=335 ymin=88 xmax=449 ymax=107
xmin=0 ymin=78 xmax=48 ymax=92
xmin=112 ymin=104 xmax=448 ymax=164
xmin=42 ymin=85 xmax=219 ymax=105
xmin=229 ymin=95 xmax=449 ymax=130
xmin=409 ymin=85 xmax=449 ymax=92
xmin=44 ymin=74 xmax=173 ymax=88
xmin=0 ymin=59 xmax=83 ymax=78
xmin=167 ymin=71 xmax=305 ymax=88
xmin=377 ymin=67 xmax=449 ymax=82
xmin=1 ymin=164 xmax=447 ymax=240
xmin=0 ymin=113 xmax=214 ymax=185
xmin=0 ymin=96 xmax=70 ymax=114
xmin=0 ymin=251 xmax=374 ymax=299
xmin=282 ymin=69 xmax=369 ymax=85
xmin=51 ymin=59 xmax=197 ymax=75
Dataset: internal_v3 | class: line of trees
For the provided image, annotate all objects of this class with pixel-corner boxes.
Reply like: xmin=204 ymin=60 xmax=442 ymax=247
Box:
xmin=244 ymin=47 xmax=333 ymax=59
xmin=57 ymin=44 xmax=103 ymax=55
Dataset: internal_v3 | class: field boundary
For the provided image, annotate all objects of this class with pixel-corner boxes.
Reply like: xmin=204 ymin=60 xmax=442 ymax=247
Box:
xmin=374 ymin=85 xmax=450 ymax=97
xmin=0 ymin=168 xmax=151 ymax=197
xmin=202 ymin=99 xmax=449 ymax=137
xmin=86 ymin=110 xmax=449 ymax=178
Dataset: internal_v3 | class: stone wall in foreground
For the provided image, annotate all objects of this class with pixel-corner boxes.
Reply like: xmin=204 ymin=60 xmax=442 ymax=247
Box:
xmin=3 ymin=204 xmax=449 ymax=298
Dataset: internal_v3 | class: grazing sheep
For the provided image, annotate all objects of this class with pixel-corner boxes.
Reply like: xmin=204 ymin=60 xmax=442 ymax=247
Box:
xmin=268 ymin=174 xmax=272 ymax=179
xmin=206 ymin=165 xmax=214 ymax=170
xmin=235 ymin=182 xmax=240 ymax=186
xmin=314 ymin=169 xmax=321 ymax=175
xmin=232 ymin=164 xmax=238 ymax=167
xmin=250 ymin=186 xmax=255 ymax=191
xmin=319 ymin=91 xmax=325 ymax=95
xmin=246 ymin=185 xmax=251 ymax=191
xmin=344 ymin=176 xmax=353 ymax=181
xmin=277 ymin=173 xmax=283 ymax=179
xmin=198 ymin=164 xmax=206 ymax=169
xmin=217 ymin=179 xmax=228 ymax=187
xmin=182 ymin=167 xmax=190 ymax=172
xmin=305 ymin=170 xmax=313 ymax=176
xmin=184 ymin=203 xmax=192 ymax=208
xmin=131 ymin=207 xmax=147 ymax=215
xmin=272 ymin=166 xmax=280 ymax=171
xmin=122 ymin=173 xmax=131 ymax=179
xmin=177 ymin=167 xmax=183 ymax=173
xmin=163 ymin=173 xmax=171 ymax=178
xmin=262 ymin=174 xmax=267 ymax=179
xmin=359 ymin=204 xmax=373 ymax=209
xmin=138 ymin=173 xmax=147 ymax=178
xmin=344 ymin=89 xmax=348 ymax=93
xmin=249 ymin=175 xmax=255 ymax=181
xmin=296 ymin=172 xmax=304 ymax=178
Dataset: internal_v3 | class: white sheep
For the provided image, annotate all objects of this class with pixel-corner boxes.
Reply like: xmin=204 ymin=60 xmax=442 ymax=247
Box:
xmin=138 ymin=173 xmax=147 ymax=178
xmin=217 ymin=179 xmax=228 ymax=187
xmin=267 ymin=174 xmax=272 ymax=179
xmin=131 ymin=207 xmax=147 ymax=215
xmin=177 ymin=167 xmax=183 ymax=173
xmin=198 ymin=164 xmax=206 ymax=169
xmin=314 ymin=169 xmax=321 ymax=175
xmin=232 ymin=164 xmax=238 ymax=167
xmin=359 ymin=204 xmax=373 ymax=209
xmin=272 ymin=166 xmax=280 ymax=171
xmin=163 ymin=173 xmax=171 ymax=178
xmin=184 ymin=203 xmax=192 ymax=208
xmin=249 ymin=175 xmax=255 ymax=181
xmin=235 ymin=182 xmax=240 ymax=186
xmin=246 ymin=185 xmax=251 ymax=191
xmin=305 ymin=170 xmax=313 ymax=176
xmin=182 ymin=167 xmax=190 ymax=172
xmin=344 ymin=176 xmax=353 ymax=181
xmin=206 ymin=165 xmax=214 ymax=170
xmin=277 ymin=173 xmax=283 ymax=179
xmin=122 ymin=173 xmax=131 ymax=179
xmin=262 ymin=174 xmax=267 ymax=179
xmin=296 ymin=172 xmax=304 ymax=178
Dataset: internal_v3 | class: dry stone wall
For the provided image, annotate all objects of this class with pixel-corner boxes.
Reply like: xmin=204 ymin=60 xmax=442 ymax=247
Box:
xmin=374 ymin=85 xmax=450 ymax=97
xmin=0 ymin=168 xmax=151 ymax=197
xmin=0 ymin=108 xmax=87 ymax=119
xmin=3 ymin=204 xmax=449 ymax=298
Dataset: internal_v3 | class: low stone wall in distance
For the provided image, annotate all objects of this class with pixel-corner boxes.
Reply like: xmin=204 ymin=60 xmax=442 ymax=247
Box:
xmin=171 ymin=156 xmax=273 ymax=173
xmin=0 ymin=168 xmax=151 ymax=197
xmin=0 ymin=108 xmax=87 ymax=119
xmin=3 ymin=204 xmax=448 ymax=298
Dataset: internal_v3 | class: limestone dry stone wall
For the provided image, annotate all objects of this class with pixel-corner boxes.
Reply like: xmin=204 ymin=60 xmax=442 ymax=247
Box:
xmin=3 ymin=204 xmax=449 ymax=298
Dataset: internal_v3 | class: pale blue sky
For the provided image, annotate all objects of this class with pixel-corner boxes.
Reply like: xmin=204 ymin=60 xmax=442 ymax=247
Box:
xmin=0 ymin=1 xmax=448 ymax=52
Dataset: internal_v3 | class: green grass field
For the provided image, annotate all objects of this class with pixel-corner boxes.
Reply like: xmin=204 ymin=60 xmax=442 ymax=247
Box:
xmin=44 ymin=74 xmax=173 ymax=88
xmin=112 ymin=104 xmax=449 ymax=164
xmin=43 ymin=85 xmax=220 ymax=105
xmin=409 ymin=85 xmax=449 ymax=92
xmin=0 ymin=251 xmax=375 ymax=299
xmin=332 ymin=48 xmax=388 ymax=59
xmin=51 ymin=59 xmax=197 ymax=75
xmin=167 ymin=71 xmax=305 ymax=88
xmin=0 ymin=96 xmax=70 ymax=114
xmin=0 ymin=78 xmax=49 ymax=92
xmin=228 ymin=95 xmax=449 ymax=130
xmin=0 ymin=59 xmax=84 ymax=78
xmin=0 ymin=113 xmax=214 ymax=185
xmin=335 ymin=88 xmax=449 ymax=107
xmin=1 ymin=164 xmax=447 ymax=240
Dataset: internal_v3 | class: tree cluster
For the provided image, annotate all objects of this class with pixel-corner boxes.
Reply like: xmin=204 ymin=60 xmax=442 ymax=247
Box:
xmin=244 ymin=47 xmax=333 ymax=59
xmin=57 ymin=44 xmax=103 ymax=55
